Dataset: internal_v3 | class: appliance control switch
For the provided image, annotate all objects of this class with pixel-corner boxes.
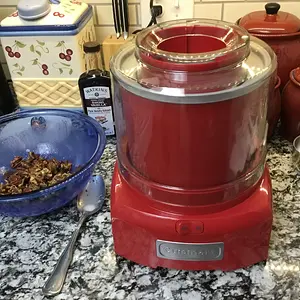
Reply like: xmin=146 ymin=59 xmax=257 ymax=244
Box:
xmin=175 ymin=221 xmax=204 ymax=235
xmin=175 ymin=221 xmax=191 ymax=235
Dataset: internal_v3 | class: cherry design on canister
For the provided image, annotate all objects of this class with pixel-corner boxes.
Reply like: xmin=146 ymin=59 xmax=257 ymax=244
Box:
xmin=52 ymin=62 xmax=73 ymax=75
xmin=5 ymin=40 xmax=26 ymax=59
xmin=53 ymin=12 xmax=65 ymax=18
xmin=42 ymin=64 xmax=49 ymax=75
xmin=11 ymin=63 xmax=25 ymax=76
xmin=30 ymin=40 xmax=50 ymax=57
xmin=31 ymin=58 xmax=49 ymax=76
xmin=56 ymin=41 xmax=73 ymax=61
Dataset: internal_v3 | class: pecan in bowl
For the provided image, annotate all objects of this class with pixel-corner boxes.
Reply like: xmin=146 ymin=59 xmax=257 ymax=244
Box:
xmin=0 ymin=152 xmax=74 ymax=196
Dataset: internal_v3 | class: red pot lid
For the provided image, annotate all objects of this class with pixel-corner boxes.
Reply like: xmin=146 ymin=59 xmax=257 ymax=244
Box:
xmin=239 ymin=3 xmax=300 ymax=34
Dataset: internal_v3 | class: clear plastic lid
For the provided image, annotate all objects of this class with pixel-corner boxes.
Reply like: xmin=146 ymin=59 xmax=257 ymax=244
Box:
xmin=111 ymin=19 xmax=276 ymax=104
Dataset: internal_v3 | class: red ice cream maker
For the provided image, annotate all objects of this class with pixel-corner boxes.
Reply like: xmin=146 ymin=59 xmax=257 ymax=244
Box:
xmin=110 ymin=19 xmax=277 ymax=271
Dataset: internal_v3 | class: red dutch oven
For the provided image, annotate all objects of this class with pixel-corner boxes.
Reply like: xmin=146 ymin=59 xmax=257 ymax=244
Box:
xmin=237 ymin=2 xmax=300 ymax=88
xmin=281 ymin=67 xmax=300 ymax=142
xmin=268 ymin=75 xmax=281 ymax=139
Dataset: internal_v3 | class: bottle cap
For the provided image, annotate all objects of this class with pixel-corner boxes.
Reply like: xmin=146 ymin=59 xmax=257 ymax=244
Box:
xmin=83 ymin=42 xmax=101 ymax=53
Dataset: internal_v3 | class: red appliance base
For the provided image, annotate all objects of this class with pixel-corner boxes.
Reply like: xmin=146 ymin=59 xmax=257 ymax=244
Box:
xmin=111 ymin=164 xmax=273 ymax=271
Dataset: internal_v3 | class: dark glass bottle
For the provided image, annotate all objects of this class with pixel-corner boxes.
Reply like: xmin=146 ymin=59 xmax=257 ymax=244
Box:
xmin=0 ymin=65 xmax=19 ymax=116
xmin=78 ymin=42 xmax=115 ymax=136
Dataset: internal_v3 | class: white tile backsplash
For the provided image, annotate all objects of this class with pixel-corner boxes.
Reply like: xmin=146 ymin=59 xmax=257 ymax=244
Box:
xmin=96 ymin=5 xmax=114 ymax=25
xmin=84 ymin=0 xmax=139 ymax=3
xmin=274 ymin=2 xmax=300 ymax=18
xmin=0 ymin=0 xmax=19 ymax=5
xmin=203 ymin=0 xmax=240 ymax=2
xmin=223 ymin=2 xmax=265 ymax=23
xmin=0 ymin=7 xmax=16 ymax=22
xmin=95 ymin=25 xmax=115 ymax=42
xmin=194 ymin=3 xmax=223 ymax=20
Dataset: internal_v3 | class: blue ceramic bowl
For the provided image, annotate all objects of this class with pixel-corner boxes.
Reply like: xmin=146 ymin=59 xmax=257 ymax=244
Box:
xmin=0 ymin=109 xmax=106 ymax=217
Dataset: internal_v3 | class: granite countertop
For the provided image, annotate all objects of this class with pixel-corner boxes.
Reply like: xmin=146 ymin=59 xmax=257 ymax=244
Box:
xmin=1 ymin=134 xmax=300 ymax=300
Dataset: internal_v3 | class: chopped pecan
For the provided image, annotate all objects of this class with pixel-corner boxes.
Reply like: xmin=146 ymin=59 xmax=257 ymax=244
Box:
xmin=10 ymin=185 xmax=23 ymax=195
xmin=0 ymin=152 xmax=73 ymax=195
xmin=48 ymin=161 xmax=58 ymax=174
xmin=60 ymin=161 xmax=72 ymax=173
xmin=6 ymin=173 xmax=23 ymax=186
xmin=10 ymin=156 xmax=23 ymax=168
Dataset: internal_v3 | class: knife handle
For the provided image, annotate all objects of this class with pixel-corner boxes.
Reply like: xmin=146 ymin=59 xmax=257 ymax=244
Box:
xmin=112 ymin=0 xmax=121 ymax=38
xmin=120 ymin=0 xmax=129 ymax=39
xmin=119 ymin=0 xmax=124 ymax=33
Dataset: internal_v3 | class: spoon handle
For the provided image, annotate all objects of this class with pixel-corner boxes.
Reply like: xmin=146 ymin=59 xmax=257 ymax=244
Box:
xmin=42 ymin=214 xmax=88 ymax=296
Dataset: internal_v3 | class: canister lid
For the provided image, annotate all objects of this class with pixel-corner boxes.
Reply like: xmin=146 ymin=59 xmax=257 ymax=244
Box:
xmin=238 ymin=3 xmax=300 ymax=35
xmin=17 ymin=0 xmax=51 ymax=20
xmin=0 ymin=0 xmax=91 ymax=34
xmin=110 ymin=19 xmax=277 ymax=104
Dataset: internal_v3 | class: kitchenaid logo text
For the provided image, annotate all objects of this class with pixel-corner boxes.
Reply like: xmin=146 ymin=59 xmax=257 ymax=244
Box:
xmin=156 ymin=241 xmax=224 ymax=261
xmin=84 ymin=86 xmax=110 ymax=99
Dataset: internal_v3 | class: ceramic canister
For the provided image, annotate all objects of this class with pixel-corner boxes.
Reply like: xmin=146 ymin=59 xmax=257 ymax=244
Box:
xmin=0 ymin=0 xmax=96 ymax=110
xmin=237 ymin=2 xmax=300 ymax=88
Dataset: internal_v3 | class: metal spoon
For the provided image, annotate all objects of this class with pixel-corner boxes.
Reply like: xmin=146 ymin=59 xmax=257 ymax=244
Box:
xmin=42 ymin=175 xmax=106 ymax=297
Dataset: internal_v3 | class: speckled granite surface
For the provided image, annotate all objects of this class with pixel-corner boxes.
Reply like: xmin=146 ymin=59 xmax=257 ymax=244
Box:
xmin=1 ymin=134 xmax=300 ymax=300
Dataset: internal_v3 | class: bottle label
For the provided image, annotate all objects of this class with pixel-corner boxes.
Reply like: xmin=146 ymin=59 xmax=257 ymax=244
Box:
xmin=83 ymin=86 xmax=115 ymax=136
xmin=84 ymin=86 xmax=110 ymax=99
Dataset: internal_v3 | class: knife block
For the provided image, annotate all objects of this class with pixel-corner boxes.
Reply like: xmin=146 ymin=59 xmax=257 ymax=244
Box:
xmin=102 ymin=34 xmax=133 ymax=70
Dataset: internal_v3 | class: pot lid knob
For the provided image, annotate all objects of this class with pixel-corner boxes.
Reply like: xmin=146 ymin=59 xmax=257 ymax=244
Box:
xmin=292 ymin=68 xmax=300 ymax=84
xmin=17 ymin=0 xmax=51 ymax=20
xmin=265 ymin=3 xmax=280 ymax=15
